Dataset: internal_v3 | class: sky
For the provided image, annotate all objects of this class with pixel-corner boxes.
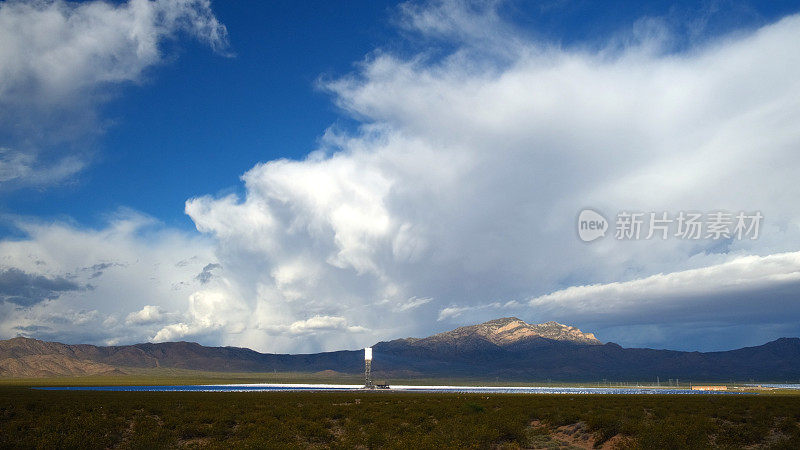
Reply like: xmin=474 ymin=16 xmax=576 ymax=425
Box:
xmin=2 ymin=0 xmax=800 ymax=353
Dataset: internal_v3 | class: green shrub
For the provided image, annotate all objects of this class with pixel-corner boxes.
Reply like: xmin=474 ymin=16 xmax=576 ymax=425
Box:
xmin=1 ymin=387 xmax=799 ymax=448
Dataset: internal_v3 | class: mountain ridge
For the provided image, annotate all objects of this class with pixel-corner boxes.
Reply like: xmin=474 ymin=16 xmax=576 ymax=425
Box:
xmin=2 ymin=318 xmax=800 ymax=381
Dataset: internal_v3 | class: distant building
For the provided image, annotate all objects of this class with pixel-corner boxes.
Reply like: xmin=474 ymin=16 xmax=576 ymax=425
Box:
xmin=364 ymin=347 xmax=373 ymax=389
xmin=691 ymin=385 xmax=727 ymax=391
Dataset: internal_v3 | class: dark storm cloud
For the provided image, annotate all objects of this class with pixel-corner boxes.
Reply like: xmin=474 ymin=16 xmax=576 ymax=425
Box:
xmin=83 ymin=262 xmax=123 ymax=279
xmin=195 ymin=263 xmax=222 ymax=284
xmin=0 ymin=268 xmax=82 ymax=306
xmin=13 ymin=324 xmax=51 ymax=333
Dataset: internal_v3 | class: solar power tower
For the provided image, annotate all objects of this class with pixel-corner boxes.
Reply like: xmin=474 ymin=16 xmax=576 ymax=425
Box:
xmin=364 ymin=347 xmax=374 ymax=389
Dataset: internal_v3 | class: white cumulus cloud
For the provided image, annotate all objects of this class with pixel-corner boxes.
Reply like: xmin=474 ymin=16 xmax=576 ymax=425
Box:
xmin=126 ymin=305 xmax=174 ymax=325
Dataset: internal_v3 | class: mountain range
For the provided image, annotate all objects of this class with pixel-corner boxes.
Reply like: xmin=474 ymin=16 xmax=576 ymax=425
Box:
xmin=2 ymin=317 xmax=799 ymax=381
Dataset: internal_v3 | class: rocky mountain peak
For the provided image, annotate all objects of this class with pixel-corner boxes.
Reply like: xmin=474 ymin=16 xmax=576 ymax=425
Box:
xmin=416 ymin=317 xmax=601 ymax=347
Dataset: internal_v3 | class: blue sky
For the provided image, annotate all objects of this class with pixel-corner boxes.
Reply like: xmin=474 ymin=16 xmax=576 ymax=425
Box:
xmin=2 ymin=0 xmax=800 ymax=353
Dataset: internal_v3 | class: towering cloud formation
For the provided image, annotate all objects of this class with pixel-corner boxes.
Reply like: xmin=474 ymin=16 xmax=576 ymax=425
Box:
xmin=175 ymin=5 xmax=800 ymax=352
